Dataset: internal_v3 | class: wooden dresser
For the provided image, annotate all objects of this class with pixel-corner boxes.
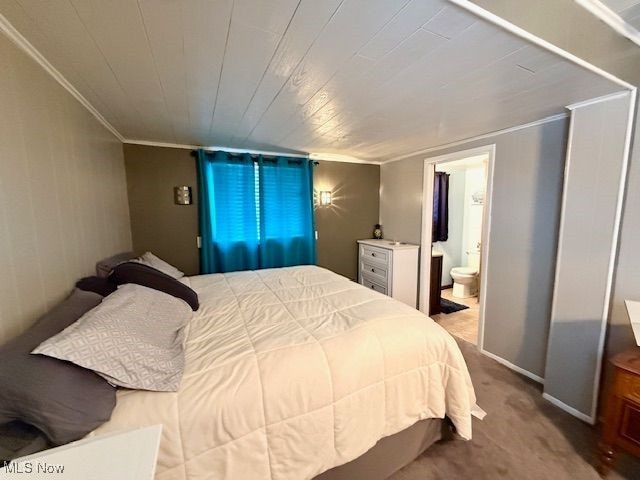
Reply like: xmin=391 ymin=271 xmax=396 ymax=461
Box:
xmin=599 ymin=347 xmax=640 ymax=476
xmin=357 ymin=239 xmax=419 ymax=309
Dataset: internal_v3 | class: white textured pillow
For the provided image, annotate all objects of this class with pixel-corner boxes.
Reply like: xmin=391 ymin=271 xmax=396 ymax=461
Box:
xmin=133 ymin=252 xmax=184 ymax=279
xmin=33 ymin=284 xmax=191 ymax=392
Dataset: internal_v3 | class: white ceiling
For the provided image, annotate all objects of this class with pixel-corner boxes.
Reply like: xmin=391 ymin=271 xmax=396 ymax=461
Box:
xmin=0 ymin=0 xmax=626 ymax=161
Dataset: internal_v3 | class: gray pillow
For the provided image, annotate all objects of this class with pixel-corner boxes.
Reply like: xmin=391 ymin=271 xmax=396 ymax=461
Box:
xmin=95 ymin=251 xmax=136 ymax=278
xmin=132 ymin=251 xmax=184 ymax=279
xmin=0 ymin=289 xmax=116 ymax=446
xmin=33 ymin=284 xmax=192 ymax=392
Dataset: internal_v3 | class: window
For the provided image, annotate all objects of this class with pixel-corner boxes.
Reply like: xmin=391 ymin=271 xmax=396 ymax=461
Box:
xmin=196 ymin=150 xmax=316 ymax=273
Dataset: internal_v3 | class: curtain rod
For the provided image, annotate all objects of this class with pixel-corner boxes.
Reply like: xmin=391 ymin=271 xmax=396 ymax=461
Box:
xmin=190 ymin=149 xmax=319 ymax=165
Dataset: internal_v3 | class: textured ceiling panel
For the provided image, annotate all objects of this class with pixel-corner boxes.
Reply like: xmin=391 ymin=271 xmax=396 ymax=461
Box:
xmin=0 ymin=0 xmax=624 ymax=160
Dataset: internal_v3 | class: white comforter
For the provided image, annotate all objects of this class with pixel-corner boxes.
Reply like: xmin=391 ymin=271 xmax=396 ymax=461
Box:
xmin=92 ymin=266 xmax=476 ymax=480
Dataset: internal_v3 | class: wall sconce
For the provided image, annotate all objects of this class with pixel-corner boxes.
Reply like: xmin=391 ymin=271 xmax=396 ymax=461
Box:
xmin=174 ymin=186 xmax=192 ymax=205
xmin=319 ymin=191 xmax=332 ymax=206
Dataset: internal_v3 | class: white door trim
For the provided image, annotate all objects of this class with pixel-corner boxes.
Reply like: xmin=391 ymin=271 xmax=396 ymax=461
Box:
xmin=419 ymin=144 xmax=496 ymax=354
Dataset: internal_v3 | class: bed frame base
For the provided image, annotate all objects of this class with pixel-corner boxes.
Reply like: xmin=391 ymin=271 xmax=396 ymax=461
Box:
xmin=313 ymin=418 xmax=448 ymax=480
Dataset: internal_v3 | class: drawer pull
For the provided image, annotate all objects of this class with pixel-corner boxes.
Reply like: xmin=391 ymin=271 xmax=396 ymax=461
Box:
xmin=370 ymin=284 xmax=376 ymax=290
xmin=371 ymin=253 xmax=376 ymax=257
xmin=371 ymin=268 xmax=375 ymax=272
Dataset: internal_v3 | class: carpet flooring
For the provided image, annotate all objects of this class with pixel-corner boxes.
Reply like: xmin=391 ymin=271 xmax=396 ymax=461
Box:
xmin=390 ymin=339 xmax=638 ymax=480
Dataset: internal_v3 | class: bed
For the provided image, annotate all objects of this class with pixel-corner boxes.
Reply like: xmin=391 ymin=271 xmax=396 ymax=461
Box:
xmin=90 ymin=265 xmax=476 ymax=479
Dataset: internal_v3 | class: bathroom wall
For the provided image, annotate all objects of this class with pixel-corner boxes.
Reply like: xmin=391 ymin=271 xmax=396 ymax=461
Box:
xmin=461 ymin=166 xmax=485 ymax=271
xmin=434 ymin=162 xmax=485 ymax=287
xmin=434 ymin=167 xmax=465 ymax=286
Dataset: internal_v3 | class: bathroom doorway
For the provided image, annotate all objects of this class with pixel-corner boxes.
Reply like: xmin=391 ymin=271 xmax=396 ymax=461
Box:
xmin=419 ymin=145 xmax=494 ymax=349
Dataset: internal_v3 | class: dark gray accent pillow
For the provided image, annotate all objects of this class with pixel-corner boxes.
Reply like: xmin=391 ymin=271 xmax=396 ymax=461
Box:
xmin=0 ymin=421 xmax=44 ymax=462
xmin=95 ymin=251 xmax=136 ymax=278
xmin=76 ymin=276 xmax=117 ymax=297
xmin=0 ymin=289 xmax=116 ymax=446
xmin=110 ymin=262 xmax=199 ymax=311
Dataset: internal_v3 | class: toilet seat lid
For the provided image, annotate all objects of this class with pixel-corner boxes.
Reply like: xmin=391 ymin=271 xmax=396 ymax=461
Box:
xmin=454 ymin=267 xmax=477 ymax=275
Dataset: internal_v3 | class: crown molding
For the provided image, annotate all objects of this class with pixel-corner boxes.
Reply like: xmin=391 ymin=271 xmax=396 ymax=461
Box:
xmin=123 ymin=139 xmax=201 ymax=150
xmin=124 ymin=139 xmax=385 ymax=164
xmin=382 ymin=113 xmax=570 ymax=164
xmin=0 ymin=13 xmax=124 ymax=142
xmin=575 ymin=0 xmax=640 ymax=48
xmin=124 ymin=139 xmax=311 ymax=159
xmin=308 ymin=152 xmax=380 ymax=165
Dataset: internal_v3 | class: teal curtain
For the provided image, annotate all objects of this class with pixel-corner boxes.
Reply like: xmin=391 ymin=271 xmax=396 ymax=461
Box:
xmin=197 ymin=150 xmax=259 ymax=273
xmin=258 ymin=156 xmax=316 ymax=268
xmin=197 ymin=150 xmax=316 ymax=273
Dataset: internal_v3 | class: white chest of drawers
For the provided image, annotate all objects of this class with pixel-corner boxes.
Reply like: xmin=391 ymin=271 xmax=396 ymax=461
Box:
xmin=357 ymin=239 xmax=419 ymax=308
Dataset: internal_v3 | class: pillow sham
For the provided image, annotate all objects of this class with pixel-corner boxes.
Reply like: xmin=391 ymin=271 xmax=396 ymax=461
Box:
xmin=76 ymin=276 xmax=117 ymax=297
xmin=33 ymin=284 xmax=192 ymax=392
xmin=132 ymin=251 xmax=184 ymax=279
xmin=110 ymin=261 xmax=199 ymax=311
xmin=0 ymin=289 xmax=116 ymax=446
xmin=95 ymin=251 xmax=136 ymax=278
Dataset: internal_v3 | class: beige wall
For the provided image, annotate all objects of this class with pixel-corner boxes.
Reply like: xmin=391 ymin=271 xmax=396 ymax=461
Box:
xmin=0 ymin=34 xmax=131 ymax=345
xmin=314 ymin=160 xmax=380 ymax=280
xmin=378 ymin=158 xmax=424 ymax=245
xmin=123 ymin=146 xmax=380 ymax=280
xmin=381 ymin=117 xmax=568 ymax=379
xmin=123 ymin=144 xmax=200 ymax=275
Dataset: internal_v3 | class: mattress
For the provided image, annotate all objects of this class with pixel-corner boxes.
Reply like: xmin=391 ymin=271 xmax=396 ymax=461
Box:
xmin=91 ymin=265 xmax=476 ymax=479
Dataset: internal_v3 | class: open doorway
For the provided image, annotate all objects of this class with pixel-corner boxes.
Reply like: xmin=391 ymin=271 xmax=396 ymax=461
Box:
xmin=419 ymin=145 xmax=495 ymax=348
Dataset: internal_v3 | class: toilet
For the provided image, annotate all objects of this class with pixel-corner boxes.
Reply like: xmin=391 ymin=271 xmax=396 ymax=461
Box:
xmin=450 ymin=267 xmax=478 ymax=298
xmin=450 ymin=251 xmax=480 ymax=298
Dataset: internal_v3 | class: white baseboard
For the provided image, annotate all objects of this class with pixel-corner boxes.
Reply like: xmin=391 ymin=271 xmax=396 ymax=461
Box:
xmin=479 ymin=348 xmax=544 ymax=384
xmin=479 ymin=348 xmax=597 ymax=424
xmin=542 ymin=392 xmax=595 ymax=425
